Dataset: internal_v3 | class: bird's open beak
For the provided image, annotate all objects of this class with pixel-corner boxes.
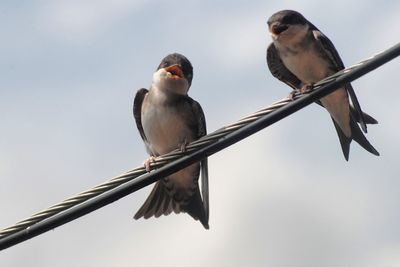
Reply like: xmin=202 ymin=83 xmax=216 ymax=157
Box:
xmin=270 ymin=23 xmax=289 ymax=38
xmin=165 ymin=65 xmax=184 ymax=79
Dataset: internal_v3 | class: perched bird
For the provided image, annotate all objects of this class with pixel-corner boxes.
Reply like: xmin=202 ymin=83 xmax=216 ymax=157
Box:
xmin=133 ymin=53 xmax=209 ymax=229
xmin=266 ymin=10 xmax=379 ymax=160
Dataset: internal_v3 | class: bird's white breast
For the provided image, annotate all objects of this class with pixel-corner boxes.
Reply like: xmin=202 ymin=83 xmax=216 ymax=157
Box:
xmin=141 ymin=91 xmax=194 ymax=156
xmin=280 ymin=44 xmax=331 ymax=84
xmin=275 ymin=40 xmax=352 ymax=137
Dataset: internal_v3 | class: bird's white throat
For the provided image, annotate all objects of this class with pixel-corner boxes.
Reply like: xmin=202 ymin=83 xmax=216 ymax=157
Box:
xmin=152 ymin=68 xmax=190 ymax=95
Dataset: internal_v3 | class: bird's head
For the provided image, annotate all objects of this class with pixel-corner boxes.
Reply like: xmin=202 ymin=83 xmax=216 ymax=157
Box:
xmin=152 ymin=53 xmax=193 ymax=95
xmin=267 ymin=10 xmax=310 ymax=44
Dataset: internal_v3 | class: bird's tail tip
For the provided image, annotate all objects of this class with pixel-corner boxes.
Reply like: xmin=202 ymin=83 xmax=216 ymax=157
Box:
xmin=350 ymin=119 xmax=380 ymax=157
xmin=182 ymin=186 xmax=209 ymax=229
xmin=133 ymin=181 xmax=209 ymax=229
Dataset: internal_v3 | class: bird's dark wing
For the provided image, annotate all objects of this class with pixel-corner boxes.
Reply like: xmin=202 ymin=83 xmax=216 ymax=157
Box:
xmin=313 ymin=30 xmax=367 ymax=132
xmin=312 ymin=30 xmax=345 ymax=69
xmin=344 ymin=83 xmax=367 ymax=133
xmin=189 ymin=99 xmax=206 ymax=139
xmin=133 ymin=88 xmax=149 ymax=142
xmin=189 ymin=98 xmax=209 ymax=222
xmin=266 ymin=43 xmax=303 ymax=90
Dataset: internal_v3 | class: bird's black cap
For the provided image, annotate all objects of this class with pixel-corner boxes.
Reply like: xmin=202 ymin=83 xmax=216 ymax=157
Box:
xmin=157 ymin=53 xmax=193 ymax=85
xmin=268 ymin=10 xmax=308 ymax=26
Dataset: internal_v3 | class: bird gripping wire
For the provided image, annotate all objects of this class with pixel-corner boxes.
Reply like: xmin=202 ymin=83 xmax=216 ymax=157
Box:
xmin=0 ymin=42 xmax=399 ymax=251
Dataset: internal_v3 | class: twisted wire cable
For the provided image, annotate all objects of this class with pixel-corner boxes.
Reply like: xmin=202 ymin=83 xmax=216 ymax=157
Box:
xmin=0 ymin=92 xmax=297 ymax=238
xmin=0 ymin=42 xmax=399 ymax=251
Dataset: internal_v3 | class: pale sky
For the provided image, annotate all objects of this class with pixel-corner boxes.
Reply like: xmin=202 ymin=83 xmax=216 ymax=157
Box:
xmin=1 ymin=1 xmax=400 ymax=267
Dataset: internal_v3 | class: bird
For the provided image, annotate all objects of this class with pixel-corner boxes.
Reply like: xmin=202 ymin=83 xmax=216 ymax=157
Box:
xmin=132 ymin=53 xmax=209 ymax=229
xmin=266 ymin=9 xmax=379 ymax=160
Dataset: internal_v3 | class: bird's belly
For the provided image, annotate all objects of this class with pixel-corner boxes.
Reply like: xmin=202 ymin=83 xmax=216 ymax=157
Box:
xmin=282 ymin=50 xmax=331 ymax=84
xmin=320 ymin=88 xmax=351 ymax=137
xmin=281 ymin=50 xmax=351 ymax=136
xmin=142 ymin=106 xmax=194 ymax=156
xmin=142 ymin=105 xmax=199 ymax=194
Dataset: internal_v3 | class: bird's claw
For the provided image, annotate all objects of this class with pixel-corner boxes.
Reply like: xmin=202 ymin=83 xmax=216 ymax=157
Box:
xmin=300 ymin=84 xmax=314 ymax=94
xmin=143 ymin=156 xmax=156 ymax=172
xmin=287 ymin=90 xmax=297 ymax=101
xmin=180 ymin=140 xmax=188 ymax=153
xmin=287 ymin=84 xmax=313 ymax=101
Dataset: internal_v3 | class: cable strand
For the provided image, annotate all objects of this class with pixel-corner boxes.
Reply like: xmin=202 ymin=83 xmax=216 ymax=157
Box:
xmin=0 ymin=42 xmax=399 ymax=250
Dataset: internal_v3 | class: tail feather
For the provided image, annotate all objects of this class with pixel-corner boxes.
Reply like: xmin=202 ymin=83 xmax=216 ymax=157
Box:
xmin=134 ymin=180 xmax=209 ymax=229
xmin=161 ymin=195 xmax=173 ymax=217
xmin=350 ymin=106 xmax=378 ymax=125
xmin=331 ymin=116 xmax=379 ymax=161
xmin=184 ymin=186 xmax=209 ymax=229
xmin=317 ymin=101 xmax=378 ymax=125
xmin=350 ymin=117 xmax=380 ymax=157
xmin=332 ymin=118 xmax=351 ymax=161
xmin=134 ymin=181 xmax=173 ymax=219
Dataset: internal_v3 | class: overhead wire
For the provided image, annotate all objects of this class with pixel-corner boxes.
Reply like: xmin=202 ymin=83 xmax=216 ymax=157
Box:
xmin=0 ymin=42 xmax=399 ymax=251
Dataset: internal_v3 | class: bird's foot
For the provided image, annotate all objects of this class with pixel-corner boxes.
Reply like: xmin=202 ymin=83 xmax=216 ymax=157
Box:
xmin=143 ymin=156 xmax=156 ymax=172
xmin=287 ymin=90 xmax=297 ymax=101
xmin=300 ymin=84 xmax=314 ymax=94
xmin=179 ymin=140 xmax=189 ymax=153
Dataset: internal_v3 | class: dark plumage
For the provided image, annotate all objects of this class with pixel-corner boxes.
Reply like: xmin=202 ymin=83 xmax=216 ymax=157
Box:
xmin=133 ymin=53 xmax=209 ymax=229
xmin=266 ymin=10 xmax=379 ymax=160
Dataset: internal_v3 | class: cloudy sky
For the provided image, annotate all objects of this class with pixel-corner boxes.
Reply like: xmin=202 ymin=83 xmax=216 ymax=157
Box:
xmin=1 ymin=1 xmax=400 ymax=266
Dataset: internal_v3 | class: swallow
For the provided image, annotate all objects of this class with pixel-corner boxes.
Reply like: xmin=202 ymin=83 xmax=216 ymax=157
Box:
xmin=266 ymin=10 xmax=379 ymax=160
xmin=133 ymin=53 xmax=209 ymax=229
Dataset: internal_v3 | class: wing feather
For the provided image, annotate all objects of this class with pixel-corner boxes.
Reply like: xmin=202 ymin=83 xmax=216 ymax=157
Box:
xmin=313 ymin=30 xmax=367 ymax=132
xmin=266 ymin=43 xmax=303 ymax=90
